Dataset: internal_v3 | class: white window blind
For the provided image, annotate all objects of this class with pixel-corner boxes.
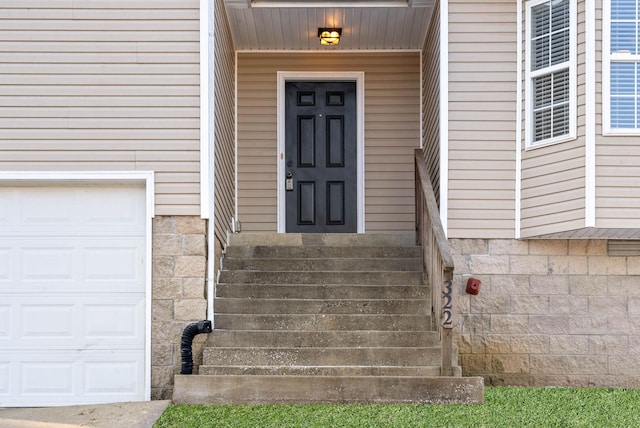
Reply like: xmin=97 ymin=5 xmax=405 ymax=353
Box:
xmin=531 ymin=0 xmax=570 ymax=71
xmin=525 ymin=0 xmax=575 ymax=148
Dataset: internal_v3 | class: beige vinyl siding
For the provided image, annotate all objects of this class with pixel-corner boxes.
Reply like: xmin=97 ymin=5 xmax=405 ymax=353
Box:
xmin=521 ymin=142 xmax=585 ymax=236
xmin=595 ymin=1 xmax=640 ymax=229
xmin=596 ymin=142 xmax=640 ymax=228
xmin=422 ymin=0 xmax=441 ymax=203
xmin=519 ymin=0 xmax=586 ymax=237
xmin=447 ymin=0 xmax=517 ymax=239
xmin=237 ymin=52 xmax=420 ymax=233
xmin=0 ymin=0 xmax=200 ymax=216
xmin=213 ymin=0 xmax=236 ymax=242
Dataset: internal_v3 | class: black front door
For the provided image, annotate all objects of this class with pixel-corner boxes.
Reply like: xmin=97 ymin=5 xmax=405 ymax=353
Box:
xmin=285 ymin=81 xmax=357 ymax=233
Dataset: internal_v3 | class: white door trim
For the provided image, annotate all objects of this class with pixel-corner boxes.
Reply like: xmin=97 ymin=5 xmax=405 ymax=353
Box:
xmin=276 ymin=71 xmax=365 ymax=233
xmin=0 ymin=170 xmax=155 ymax=402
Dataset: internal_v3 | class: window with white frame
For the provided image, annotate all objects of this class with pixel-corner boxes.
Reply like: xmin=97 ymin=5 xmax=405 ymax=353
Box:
xmin=525 ymin=0 xmax=576 ymax=148
xmin=604 ymin=0 xmax=640 ymax=133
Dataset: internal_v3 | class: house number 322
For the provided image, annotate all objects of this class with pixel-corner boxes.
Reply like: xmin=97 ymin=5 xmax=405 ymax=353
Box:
xmin=442 ymin=280 xmax=453 ymax=328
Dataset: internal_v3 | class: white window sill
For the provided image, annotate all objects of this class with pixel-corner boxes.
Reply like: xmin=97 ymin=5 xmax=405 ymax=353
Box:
xmin=525 ymin=133 xmax=577 ymax=151
xmin=603 ymin=128 xmax=640 ymax=136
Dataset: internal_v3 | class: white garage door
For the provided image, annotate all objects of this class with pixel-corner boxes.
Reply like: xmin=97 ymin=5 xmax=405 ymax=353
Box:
xmin=0 ymin=183 xmax=147 ymax=407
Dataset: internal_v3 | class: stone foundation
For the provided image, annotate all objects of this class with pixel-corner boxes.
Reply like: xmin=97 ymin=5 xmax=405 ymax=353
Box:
xmin=151 ymin=216 xmax=209 ymax=400
xmin=452 ymin=238 xmax=640 ymax=387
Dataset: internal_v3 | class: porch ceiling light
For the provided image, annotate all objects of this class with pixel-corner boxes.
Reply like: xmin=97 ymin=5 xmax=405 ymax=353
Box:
xmin=318 ymin=28 xmax=341 ymax=46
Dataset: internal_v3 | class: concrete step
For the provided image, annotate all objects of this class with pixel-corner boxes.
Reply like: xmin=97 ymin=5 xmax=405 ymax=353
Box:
xmin=225 ymin=245 xmax=422 ymax=259
xmin=222 ymin=257 xmax=422 ymax=272
xmin=174 ymin=375 xmax=485 ymax=404
xmin=228 ymin=233 xmax=417 ymax=247
xmin=216 ymin=284 xmax=429 ymax=300
xmin=199 ymin=365 xmax=442 ymax=377
xmin=218 ymin=270 xmax=423 ymax=285
xmin=203 ymin=347 xmax=440 ymax=367
xmin=205 ymin=330 xmax=440 ymax=348
xmin=214 ymin=298 xmax=429 ymax=315
xmin=213 ymin=314 xmax=431 ymax=331
xmin=174 ymin=232 xmax=482 ymax=405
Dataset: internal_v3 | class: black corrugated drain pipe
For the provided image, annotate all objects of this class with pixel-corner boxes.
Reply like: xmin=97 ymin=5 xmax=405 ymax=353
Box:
xmin=180 ymin=320 xmax=213 ymax=375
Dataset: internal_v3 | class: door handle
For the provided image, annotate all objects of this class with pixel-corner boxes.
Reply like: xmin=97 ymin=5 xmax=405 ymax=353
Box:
xmin=286 ymin=172 xmax=294 ymax=191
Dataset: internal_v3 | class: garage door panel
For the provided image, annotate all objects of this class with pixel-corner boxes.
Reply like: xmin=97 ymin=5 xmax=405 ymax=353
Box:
xmin=19 ymin=190 xmax=76 ymax=229
xmin=0 ymin=192 xmax=10 ymax=225
xmin=83 ymin=300 xmax=145 ymax=345
xmin=21 ymin=246 xmax=75 ymax=283
xmin=21 ymin=303 xmax=75 ymax=340
xmin=85 ymin=360 xmax=141 ymax=396
xmin=81 ymin=187 xmax=146 ymax=232
xmin=0 ymin=362 xmax=8 ymax=395
xmin=0 ymin=248 xmax=9 ymax=281
xmin=84 ymin=244 xmax=142 ymax=284
xmin=0 ymin=295 xmax=144 ymax=349
xmin=0 ymin=351 xmax=145 ymax=406
xmin=0 ymin=238 xmax=144 ymax=292
xmin=21 ymin=361 xmax=75 ymax=396
xmin=0 ymin=185 xmax=145 ymax=237
xmin=0 ymin=305 xmax=9 ymax=339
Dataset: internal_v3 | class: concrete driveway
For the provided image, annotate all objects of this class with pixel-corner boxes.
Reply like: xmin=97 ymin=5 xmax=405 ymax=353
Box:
xmin=0 ymin=400 xmax=170 ymax=428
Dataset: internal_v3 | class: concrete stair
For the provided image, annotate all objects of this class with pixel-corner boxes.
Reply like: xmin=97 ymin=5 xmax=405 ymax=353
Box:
xmin=173 ymin=233 xmax=483 ymax=404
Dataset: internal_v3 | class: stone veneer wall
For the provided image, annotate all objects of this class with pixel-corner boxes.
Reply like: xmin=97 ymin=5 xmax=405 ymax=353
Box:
xmin=151 ymin=216 xmax=209 ymax=399
xmin=452 ymin=238 xmax=640 ymax=387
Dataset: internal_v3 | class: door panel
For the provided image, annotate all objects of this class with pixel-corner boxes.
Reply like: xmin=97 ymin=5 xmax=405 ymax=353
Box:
xmin=327 ymin=116 xmax=345 ymax=167
xmin=285 ymin=81 xmax=357 ymax=233
xmin=298 ymin=182 xmax=315 ymax=225
xmin=298 ymin=116 xmax=316 ymax=167
xmin=327 ymin=181 xmax=345 ymax=225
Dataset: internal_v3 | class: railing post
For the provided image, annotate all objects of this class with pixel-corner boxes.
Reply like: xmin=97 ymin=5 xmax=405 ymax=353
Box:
xmin=441 ymin=270 xmax=454 ymax=376
xmin=414 ymin=149 xmax=456 ymax=377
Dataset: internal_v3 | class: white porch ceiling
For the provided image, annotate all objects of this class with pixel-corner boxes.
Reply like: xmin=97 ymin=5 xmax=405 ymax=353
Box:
xmin=224 ymin=0 xmax=435 ymax=50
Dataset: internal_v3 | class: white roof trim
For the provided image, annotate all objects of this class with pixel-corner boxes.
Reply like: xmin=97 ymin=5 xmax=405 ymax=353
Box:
xmin=227 ymin=0 xmax=432 ymax=6
xmin=249 ymin=0 xmax=409 ymax=7
xmin=236 ymin=49 xmax=421 ymax=53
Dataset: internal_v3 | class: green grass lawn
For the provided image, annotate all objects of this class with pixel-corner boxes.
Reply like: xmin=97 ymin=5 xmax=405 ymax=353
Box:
xmin=154 ymin=387 xmax=640 ymax=427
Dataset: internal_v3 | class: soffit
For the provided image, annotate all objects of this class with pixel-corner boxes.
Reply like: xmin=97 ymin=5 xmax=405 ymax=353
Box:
xmin=223 ymin=0 xmax=435 ymax=50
